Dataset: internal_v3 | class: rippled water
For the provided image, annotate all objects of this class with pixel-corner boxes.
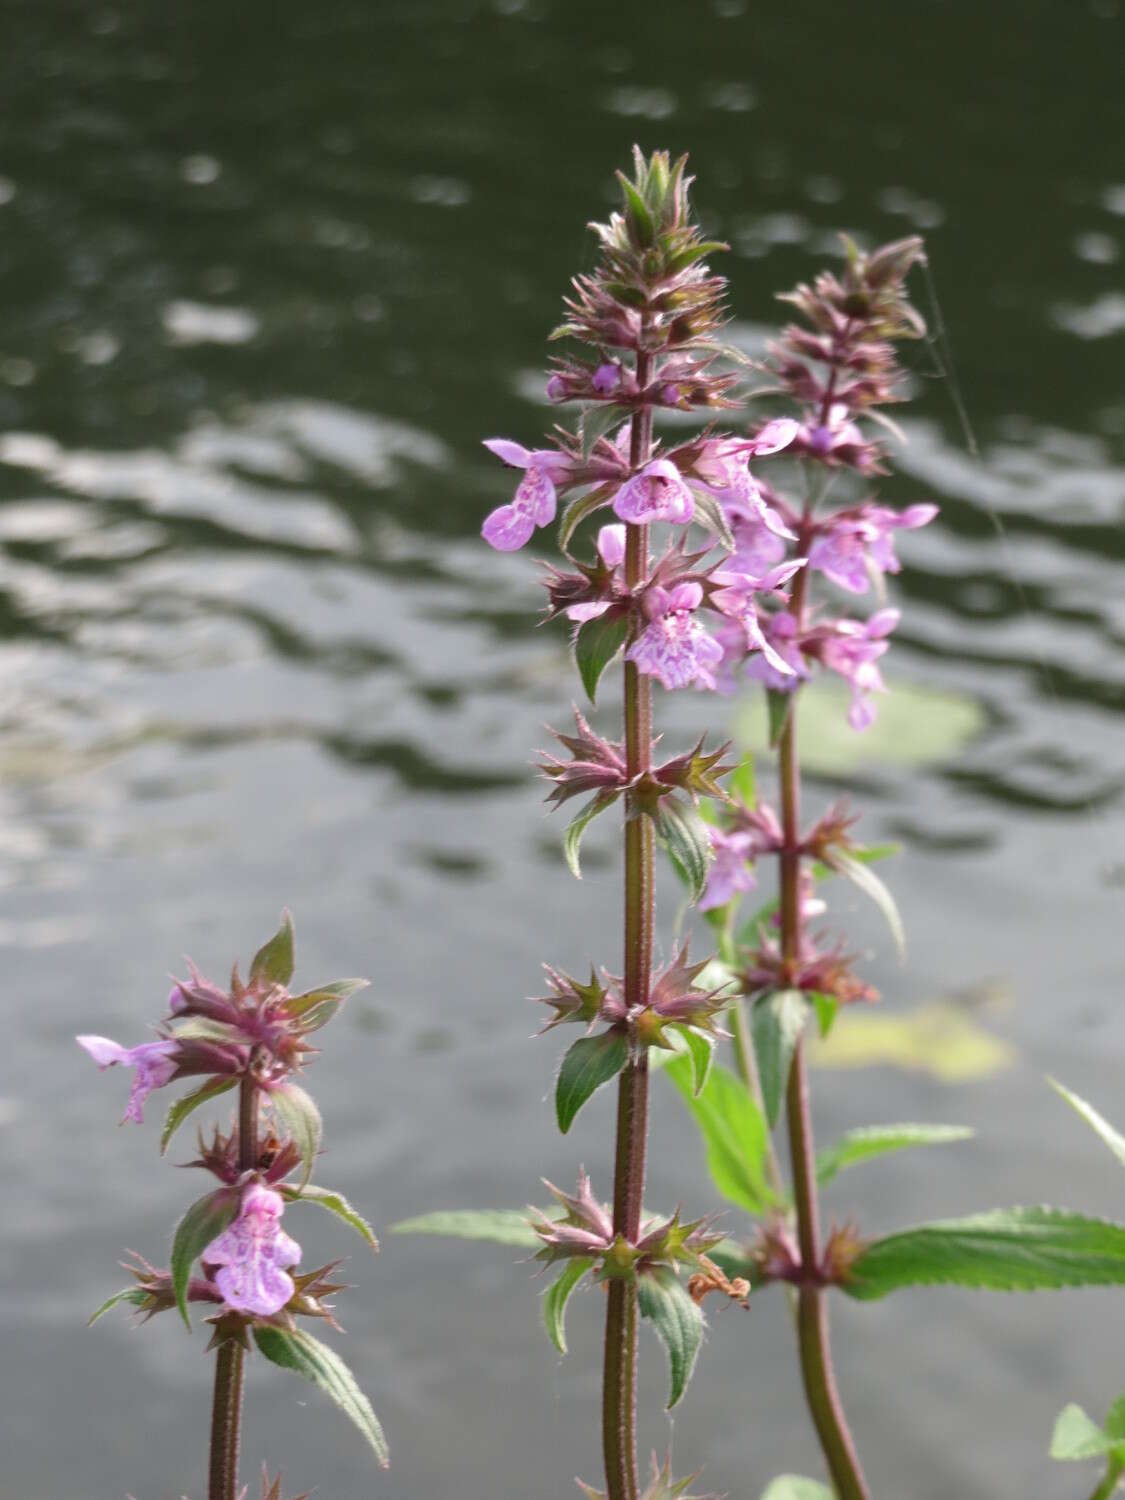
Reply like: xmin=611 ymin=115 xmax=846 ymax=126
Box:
xmin=3 ymin=2 xmax=1124 ymax=1496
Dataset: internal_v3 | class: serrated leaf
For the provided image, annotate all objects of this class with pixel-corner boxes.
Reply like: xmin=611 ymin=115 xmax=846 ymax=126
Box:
xmin=688 ymin=489 xmax=734 ymax=551
xmin=845 ymin=1208 xmax=1125 ymax=1300
xmin=824 ymin=850 xmax=905 ymax=958
xmin=815 ymin=1123 xmax=973 ymax=1187
xmin=664 ymin=1053 xmax=775 ymax=1214
xmin=653 ymin=796 xmax=712 ymax=904
xmin=543 ymin=1256 xmax=593 ymax=1354
xmin=282 ymin=1184 xmax=379 ymax=1253
xmin=575 ymin=612 xmax=629 ymax=704
xmin=636 ymin=1266 xmax=704 ymax=1409
xmin=161 ymin=1075 xmax=239 ymax=1155
xmin=580 ymin=403 xmax=631 ymax=460
xmin=760 ymin=1479 xmax=834 ymax=1500
xmin=1050 ymin=1404 xmax=1116 ymax=1461
xmin=171 ymin=1187 xmax=237 ymax=1329
xmin=389 ymin=1209 xmax=541 ymax=1246
xmin=556 ymin=1031 xmax=629 ymax=1134
xmin=752 ymin=990 xmax=809 ymax=1129
xmin=253 ymin=1326 xmax=388 ymax=1468
xmin=88 ymin=1286 xmax=149 ymax=1326
xmin=563 ymin=792 xmax=617 ymax=879
xmin=270 ymin=1082 xmax=322 ymax=1187
xmin=667 ymin=1024 xmax=714 ymax=1096
xmin=1048 ymin=1079 xmax=1125 ymax=1170
xmin=284 ymin=978 xmax=369 ymax=1033
xmin=250 ymin=910 xmax=295 ymax=987
xmin=559 ymin=483 xmax=615 ymax=553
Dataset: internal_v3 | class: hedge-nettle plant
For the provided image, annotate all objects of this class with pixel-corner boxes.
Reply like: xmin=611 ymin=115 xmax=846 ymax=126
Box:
xmin=80 ymin=912 xmax=386 ymax=1500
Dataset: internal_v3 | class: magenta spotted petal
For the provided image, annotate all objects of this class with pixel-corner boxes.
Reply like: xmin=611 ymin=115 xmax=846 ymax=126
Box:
xmin=612 ymin=459 xmax=694 ymax=525
xmin=77 ymin=1034 xmax=179 ymax=1124
xmin=203 ymin=1183 xmax=302 ymax=1318
xmin=627 ymin=582 xmax=722 ymax=691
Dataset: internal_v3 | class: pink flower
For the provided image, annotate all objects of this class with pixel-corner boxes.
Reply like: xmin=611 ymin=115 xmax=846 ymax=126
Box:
xmin=203 ymin=1182 xmax=302 ymax=1318
xmin=712 ymin=560 xmax=807 ymax=677
xmin=731 ymin=513 xmax=788 ymax=575
xmin=820 ymin=608 xmax=899 ymax=729
xmin=744 ymin=610 xmax=809 ymax=691
xmin=592 ymin=362 xmax=621 ymax=395
xmin=809 ymin=503 xmax=937 ymax=594
xmin=699 ymin=828 xmax=757 ymax=912
xmin=697 ymin=438 xmax=795 ymax=541
xmin=77 ymin=1035 xmax=179 ymax=1123
xmin=612 ymin=459 xmax=694 ymax=526
xmin=626 ymin=582 xmax=723 ymax=691
xmin=481 ymin=439 xmax=571 ymax=552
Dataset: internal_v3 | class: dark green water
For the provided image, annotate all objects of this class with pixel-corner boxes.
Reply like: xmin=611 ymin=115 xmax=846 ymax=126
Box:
xmin=3 ymin=1 xmax=1124 ymax=1495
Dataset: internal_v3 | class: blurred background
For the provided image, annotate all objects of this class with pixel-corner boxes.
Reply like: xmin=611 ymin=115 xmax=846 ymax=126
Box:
xmin=3 ymin=0 xmax=1124 ymax=1495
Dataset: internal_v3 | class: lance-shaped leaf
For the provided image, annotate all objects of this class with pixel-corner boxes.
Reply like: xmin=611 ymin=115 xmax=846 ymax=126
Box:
xmin=1048 ymin=1078 xmax=1125 ymax=1170
xmin=270 ymin=1081 xmax=322 ymax=1187
xmin=171 ymin=1186 xmax=238 ymax=1329
xmin=1049 ymin=1403 xmax=1124 ymax=1462
xmin=844 ymin=1208 xmax=1125 ymax=1300
xmin=284 ymin=978 xmax=369 ymax=1033
xmin=751 ymin=989 xmax=809 ymax=1129
xmin=766 ymin=688 xmax=793 ymax=749
xmin=253 ymin=1326 xmax=389 ymax=1468
xmin=666 ymin=1024 xmax=714 ymax=1097
xmin=250 ymin=910 xmax=295 ymax=987
xmin=825 ymin=849 xmax=905 ymax=958
xmin=543 ymin=1256 xmax=593 ymax=1354
xmin=556 ymin=1030 xmax=629 ymax=1134
xmin=809 ymin=990 xmax=839 ymax=1040
xmin=760 ymin=1479 xmax=834 ymax=1500
xmin=815 ymin=1123 xmax=974 ymax=1186
xmin=559 ymin=482 xmax=615 ymax=553
xmin=88 ymin=1286 xmax=150 ymax=1326
xmin=652 ymin=795 xmax=712 ymax=904
xmin=664 ymin=1053 xmax=775 ymax=1215
xmin=281 ymin=1184 xmax=379 ymax=1253
xmin=636 ymin=1266 xmax=704 ymax=1409
xmin=575 ymin=612 xmax=630 ymax=705
xmin=389 ymin=1209 xmax=541 ymax=1247
xmin=564 ymin=791 xmax=618 ymax=879
xmin=161 ymin=1075 xmax=239 ymax=1155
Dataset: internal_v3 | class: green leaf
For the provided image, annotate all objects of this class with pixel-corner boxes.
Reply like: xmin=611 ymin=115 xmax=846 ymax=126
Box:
xmin=815 ymin=1123 xmax=974 ymax=1187
xmin=389 ymin=1209 xmax=541 ymax=1247
xmin=284 ymin=978 xmax=369 ymax=1033
xmin=616 ymin=173 xmax=656 ymax=246
xmin=270 ymin=1081 xmax=322 ymax=1187
xmin=563 ymin=792 xmax=618 ymax=879
xmin=1104 ymin=1396 xmax=1125 ymax=1443
xmin=169 ymin=1016 xmax=241 ymax=1043
xmin=171 ymin=1187 xmax=237 ymax=1329
xmin=636 ymin=1266 xmax=704 ymax=1409
xmin=766 ymin=689 xmax=793 ymax=749
xmin=580 ymin=404 xmax=631 ymax=460
xmin=810 ymin=842 xmax=900 ymax=881
xmin=1050 ymin=1404 xmax=1117 ymax=1461
xmin=653 ymin=796 xmax=712 ymax=904
xmin=559 ymin=483 xmax=614 ymax=553
xmin=575 ymin=612 xmax=629 ymax=704
xmin=729 ymin=754 xmax=755 ymax=808
xmin=667 ymin=1024 xmax=714 ymax=1096
xmin=845 ymin=1207 xmax=1125 ymax=1301
xmin=751 ymin=989 xmax=809 ymax=1129
xmin=253 ymin=1326 xmax=389 ymax=1468
xmin=88 ymin=1286 xmax=149 ymax=1326
xmin=688 ymin=489 xmax=734 ymax=551
xmin=281 ymin=1184 xmax=379 ymax=1253
xmin=543 ymin=1256 xmax=593 ymax=1354
xmin=666 ymin=240 xmax=729 ymax=275
xmin=827 ymin=850 xmax=905 ymax=958
xmin=1049 ymin=1078 xmax=1125 ymax=1170
xmin=809 ymin=990 xmax=839 ymax=1040
xmin=664 ymin=1053 xmax=775 ymax=1214
xmin=160 ymin=1075 xmax=239 ymax=1155
xmin=250 ymin=909 xmax=295 ymax=987
xmin=760 ymin=1479 xmax=834 ymax=1500
xmin=556 ymin=1031 xmax=629 ymax=1134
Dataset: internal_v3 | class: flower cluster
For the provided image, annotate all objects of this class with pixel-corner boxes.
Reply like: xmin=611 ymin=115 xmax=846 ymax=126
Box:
xmin=537 ymin=942 xmax=729 ymax=1048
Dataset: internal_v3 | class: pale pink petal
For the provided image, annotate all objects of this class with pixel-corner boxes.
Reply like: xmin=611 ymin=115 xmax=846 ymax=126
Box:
xmin=482 ymin=438 xmax=531 ymax=467
xmin=482 ymin=502 xmax=536 ymax=552
xmin=596 ymin=523 xmax=626 ymax=568
xmin=612 ymin=460 xmax=694 ymax=525
xmin=516 ymin=465 xmax=557 ymax=527
xmin=566 ymin=601 xmax=613 ymax=622
xmin=744 ymin=418 xmax=800 ymax=455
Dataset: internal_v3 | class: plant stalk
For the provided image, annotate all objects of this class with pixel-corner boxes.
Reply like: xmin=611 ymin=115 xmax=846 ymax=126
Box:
xmin=779 ymin=560 xmax=870 ymax=1500
xmin=603 ymin=358 xmax=654 ymax=1500
xmin=208 ymin=1070 xmax=259 ymax=1500
xmin=1088 ymin=1459 xmax=1125 ymax=1500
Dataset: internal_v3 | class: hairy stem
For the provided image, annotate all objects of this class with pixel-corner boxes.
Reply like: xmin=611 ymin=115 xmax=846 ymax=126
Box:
xmin=779 ymin=560 xmax=870 ymax=1500
xmin=208 ymin=1071 xmax=259 ymax=1500
xmin=603 ymin=358 xmax=654 ymax=1500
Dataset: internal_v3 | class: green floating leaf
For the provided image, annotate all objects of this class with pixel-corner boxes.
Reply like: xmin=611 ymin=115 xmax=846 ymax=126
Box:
xmin=556 ymin=1031 xmax=629 ymax=1134
xmin=575 ymin=612 xmax=629 ymax=705
xmin=666 ymin=1024 xmax=714 ymax=1097
xmin=752 ymin=989 xmax=809 ymax=1129
xmin=389 ymin=1209 xmax=540 ymax=1247
xmin=637 ymin=1266 xmax=704 ymax=1409
xmin=811 ymin=999 xmax=1015 ymax=1083
xmin=815 ymin=1123 xmax=974 ymax=1187
xmin=845 ymin=1207 xmax=1125 ymax=1301
xmin=760 ymin=1479 xmax=834 ymax=1500
xmin=543 ymin=1256 xmax=593 ymax=1354
xmin=270 ymin=1081 xmax=323 ymax=1188
xmin=563 ymin=792 xmax=617 ymax=880
xmin=284 ymin=978 xmax=369 ymax=1033
xmin=1049 ymin=1078 xmax=1125 ymax=1170
xmin=171 ymin=1187 xmax=237 ymax=1329
xmin=653 ymin=796 xmax=712 ymax=905
xmin=828 ymin=849 xmax=905 ymax=958
xmin=559 ymin=483 xmax=614 ymax=553
xmin=664 ymin=1053 xmax=775 ymax=1215
xmin=253 ymin=1326 xmax=389 ymax=1468
xmin=250 ymin=909 xmax=295 ymax=987
xmin=282 ymin=1184 xmax=379 ymax=1253
xmin=161 ymin=1075 xmax=239 ymax=1156
xmin=88 ymin=1286 xmax=149 ymax=1326
xmin=1050 ymin=1404 xmax=1118 ymax=1462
